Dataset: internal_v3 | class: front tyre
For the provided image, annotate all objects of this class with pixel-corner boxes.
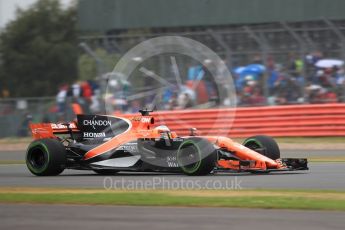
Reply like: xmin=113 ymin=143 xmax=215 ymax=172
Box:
xmin=177 ymin=138 xmax=217 ymax=176
xmin=26 ymin=138 xmax=66 ymax=176
xmin=243 ymin=135 xmax=280 ymax=160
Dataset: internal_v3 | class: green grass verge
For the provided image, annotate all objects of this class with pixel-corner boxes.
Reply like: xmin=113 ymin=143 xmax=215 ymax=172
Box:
xmin=275 ymin=137 xmax=345 ymax=144
xmin=233 ymin=137 xmax=345 ymax=144
xmin=309 ymin=157 xmax=345 ymax=163
xmin=0 ymin=189 xmax=345 ymax=211
xmin=0 ymin=137 xmax=31 ymax=144
xmin=0 ymin=160 xmax=25 ymax=165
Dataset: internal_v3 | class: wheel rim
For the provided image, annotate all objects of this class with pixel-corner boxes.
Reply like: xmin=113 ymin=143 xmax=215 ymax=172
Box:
xmin=244 ymin=139 xmax=262 ymax=151
xmin=177 ymin=143 xmax=201 ymax=173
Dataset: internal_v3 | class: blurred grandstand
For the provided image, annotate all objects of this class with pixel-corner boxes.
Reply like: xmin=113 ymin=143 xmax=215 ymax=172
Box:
xmin=77 ymin=0 xmax=345 ymax=107
xmin=2 ymin=0 xmax=345 ymax=137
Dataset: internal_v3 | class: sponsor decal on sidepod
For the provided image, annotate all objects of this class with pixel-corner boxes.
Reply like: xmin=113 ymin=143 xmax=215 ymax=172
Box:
xmin=83 ymin=132 xmax=106 ymax=138
xmin=83 ymin=119 xmax=112 ymax=129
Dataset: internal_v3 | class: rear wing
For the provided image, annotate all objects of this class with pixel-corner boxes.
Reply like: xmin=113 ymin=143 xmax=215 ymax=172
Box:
xmin=30 ymin=114 xmax=150 ymax=140
xmin=30 ymin=122 xmax=79 ymax=140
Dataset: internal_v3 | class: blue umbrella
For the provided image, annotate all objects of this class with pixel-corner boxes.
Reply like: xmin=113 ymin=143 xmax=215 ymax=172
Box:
xmin=233 ymin=66 xmax=246 ymax=75
xmin=242 ymin=64 xmax=266 ymax=75
xmin=233 ymin=64 xmax=266 ymax=89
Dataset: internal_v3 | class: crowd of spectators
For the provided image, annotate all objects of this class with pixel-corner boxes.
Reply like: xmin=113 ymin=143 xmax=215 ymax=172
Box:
xmin=234 ymin=52 xmax=345 ymax=106
xmin=55 ymin=80 xmax=102 ymax=119
xmin=54 ymin=51 xmax=345 ymax=116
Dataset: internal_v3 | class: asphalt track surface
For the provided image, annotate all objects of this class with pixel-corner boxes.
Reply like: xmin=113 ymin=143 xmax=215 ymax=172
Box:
xmin=2 ymin=149 xmax=345 ymax=161
xmin=0 ymin=150 xmax=344 ymax=190
xmin=1 ymin=150 xmax=344 ymax=230
xmin=1 ymin=204 xmax=345 ymax=230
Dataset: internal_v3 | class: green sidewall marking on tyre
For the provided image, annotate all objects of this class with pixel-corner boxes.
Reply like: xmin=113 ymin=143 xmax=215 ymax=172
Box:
xmin=177 ymin=140 xmax=202 ymax=174
xmin=243 ymin=139 xmax=263 ymax=148
xmin=26 ymin=142 xmax=50 ymax=174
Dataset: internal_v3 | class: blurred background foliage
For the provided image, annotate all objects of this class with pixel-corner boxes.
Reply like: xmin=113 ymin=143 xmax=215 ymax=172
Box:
xmin=78 ymin=48 xmax=119 ymax=81
xmin=0 ymin=0 xmax=78 ymax=97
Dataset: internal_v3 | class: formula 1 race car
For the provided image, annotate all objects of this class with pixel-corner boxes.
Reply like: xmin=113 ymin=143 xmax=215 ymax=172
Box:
xmin=26 ymin=110 xmax=308 ymax=176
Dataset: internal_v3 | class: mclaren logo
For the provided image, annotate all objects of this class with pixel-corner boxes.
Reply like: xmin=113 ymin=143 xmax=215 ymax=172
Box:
xmin=131 ymin=117 xmax=151 ymax=123
xmin=83 ymin=116 xmax=112 ymax=130
xmin=141 ymin=117 xmax=151 ymax=123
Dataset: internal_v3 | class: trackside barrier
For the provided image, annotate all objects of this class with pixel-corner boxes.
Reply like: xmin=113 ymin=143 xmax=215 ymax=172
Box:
xmin=119 ymin=104 xmax=345 ymax=137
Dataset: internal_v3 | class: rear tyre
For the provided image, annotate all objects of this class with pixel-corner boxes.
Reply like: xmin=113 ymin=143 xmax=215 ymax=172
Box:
xmin=93 ymin=169 xmax=119 ymax=175
xmin=243 ymin=135 xmax=280 ymax=160
xmin=177 ymin=138 xmax=217 ymax=176
xmin=26 ymin=138 xmax=66 ymax=176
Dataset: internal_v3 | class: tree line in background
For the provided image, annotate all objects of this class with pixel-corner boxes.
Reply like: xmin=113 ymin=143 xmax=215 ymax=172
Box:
xmin=0 ymin=0 xmax=92 ymax=97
